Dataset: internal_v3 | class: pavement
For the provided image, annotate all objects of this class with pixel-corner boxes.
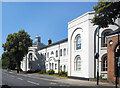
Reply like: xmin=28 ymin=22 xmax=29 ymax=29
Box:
xmin=1 ymin=69 xmax=119 ymax=88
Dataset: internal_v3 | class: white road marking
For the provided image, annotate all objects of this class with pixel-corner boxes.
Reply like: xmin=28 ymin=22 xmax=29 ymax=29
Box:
xmin=11 ymin=75 xmax=15 ymax=77
xmin=27 ymin=81 xmax=39 ymax=85
xmin=9 ymin=72 xmax=13 ymax=73
xmin=18 ymin=77 xmax=23 ymax=80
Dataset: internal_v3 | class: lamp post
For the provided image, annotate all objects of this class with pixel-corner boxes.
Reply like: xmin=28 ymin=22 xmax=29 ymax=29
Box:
xmin=94 ymin=26 xmax=99 ymax=85
xmin=97 ymin=26 xmax=99 ymax=85
xmin=115 ymin=33 xmax=120 ymax=88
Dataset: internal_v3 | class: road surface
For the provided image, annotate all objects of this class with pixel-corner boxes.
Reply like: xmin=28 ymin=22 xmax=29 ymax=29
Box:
xmin=1 ymin=69 xmax=118 ymax=88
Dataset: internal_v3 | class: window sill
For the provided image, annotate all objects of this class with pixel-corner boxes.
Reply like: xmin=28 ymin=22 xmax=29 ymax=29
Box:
xmin=75 ymin=49 xmax=82 ymax=52
xmin=101 ymin=47 xmax=107 ymax=50
xmin=101 ymin=71 xmax=107 ymax=74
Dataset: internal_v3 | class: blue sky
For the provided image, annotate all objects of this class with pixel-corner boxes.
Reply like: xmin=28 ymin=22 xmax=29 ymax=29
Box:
xmin=2 ymin=2 xmax=97 ymax=56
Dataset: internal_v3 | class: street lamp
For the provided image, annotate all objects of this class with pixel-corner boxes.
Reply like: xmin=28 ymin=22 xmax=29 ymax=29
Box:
xmin=94 ymin=26 xmax=99 ymax=85
xmin=115 ymin=33 xmax=120 ymax=88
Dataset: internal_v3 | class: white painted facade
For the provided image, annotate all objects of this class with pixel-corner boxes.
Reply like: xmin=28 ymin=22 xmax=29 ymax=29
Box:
xmin=21 ymin=11 xmax=119 ymax=79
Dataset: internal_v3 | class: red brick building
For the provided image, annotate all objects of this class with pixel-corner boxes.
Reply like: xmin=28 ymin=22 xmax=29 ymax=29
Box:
xmin=107 ymin=29 xmax=120 ymax=84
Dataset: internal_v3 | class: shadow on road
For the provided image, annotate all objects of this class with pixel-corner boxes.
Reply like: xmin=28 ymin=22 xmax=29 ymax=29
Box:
xmin=1 ymin=85 xmax=11 ymax=88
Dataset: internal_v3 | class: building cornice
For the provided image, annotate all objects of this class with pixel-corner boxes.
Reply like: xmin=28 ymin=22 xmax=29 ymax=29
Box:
xmin=68 ymin=11 xmax=95 ymax=25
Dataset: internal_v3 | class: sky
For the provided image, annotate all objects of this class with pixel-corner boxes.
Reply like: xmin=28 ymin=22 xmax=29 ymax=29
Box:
xmin=1 ymin=2 xmax=97 ymax=56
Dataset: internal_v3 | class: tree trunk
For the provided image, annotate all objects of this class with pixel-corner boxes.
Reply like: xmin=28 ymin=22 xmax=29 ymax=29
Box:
xmin=17 ymin=61 xmax=20 ymax=73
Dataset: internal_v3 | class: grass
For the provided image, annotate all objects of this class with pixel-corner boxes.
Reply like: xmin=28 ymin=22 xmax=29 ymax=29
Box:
xmin=34 ymin=72 xmax=68 ymax=78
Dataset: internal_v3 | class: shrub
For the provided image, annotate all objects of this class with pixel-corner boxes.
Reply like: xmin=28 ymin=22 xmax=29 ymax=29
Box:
xmin=99 ymin=74 xmax=105 ymax=79
xmin=27 ymin=70 xmax=34 ymax=73
xmin=58 ymin=70 xmax=67 ymax=76
xmin=40 ymin=69 xmax=46 ymax=74
xmin=58 ymin=70 xmax=62 ymax=76
xmin=47 ymin=69 xmax=55 ymax=75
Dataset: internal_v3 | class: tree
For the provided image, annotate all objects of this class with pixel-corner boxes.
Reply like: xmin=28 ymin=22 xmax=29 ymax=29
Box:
xmin=92 ymin=1 xmax=120 ymax=28
xmin=2 ymin=30 xmax=33 ymax=72
xmin=1 ymin=52 xmax=16 ymax=69
xmin=1 ymin=52 xmax=10 ymax=69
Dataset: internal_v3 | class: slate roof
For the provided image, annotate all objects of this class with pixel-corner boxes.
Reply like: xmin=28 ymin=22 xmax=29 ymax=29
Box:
xmin=40 ymin=38 xmax=68 ymax=50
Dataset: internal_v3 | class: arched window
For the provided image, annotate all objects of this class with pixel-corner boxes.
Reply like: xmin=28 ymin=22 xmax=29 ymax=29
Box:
xmin=55 ymin=64 xmax=57 ymax=69
xmin=60 ymin=49 xmax=62 ymax=56
xmin=56 ymin=50 xmax=58 ymax=57
xmin=47 ymin=52 xmax=49 ymax=58
xmin=51 ymin=51 xmax=54 ymax=55
xmin=103 ymin=56 xmax=107 ymax=71
xmin=75 ymin=35 xmax=81 ymax=50
xmin=64 ymin=65 xmax=66 ymax=71
xmin=49 ymin=63 xmax=51 ymax=70
xmin=101 ymin=55 xmax=107 ymax=71
xmin=101 ymin=29 xmax=113 ymax=47
xmin=52 ymin=63 xmax=54 ymax=70
xmin=29 ymin=53 xmax=32 ymax=61
xmin=74 ymin=55 xmax=81 ymax=71
xmin=60 ymin=66 xmax=62 ymax=71
xmin=46 ymin=64 xmax=48 ymax=69
xmin=64 ymin=48 xmax=66 ymax=56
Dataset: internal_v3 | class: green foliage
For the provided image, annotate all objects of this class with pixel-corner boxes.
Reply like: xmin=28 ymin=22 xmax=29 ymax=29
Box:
xmin=58 ymin=70 xmax=67 ymax=76
xmin=99 ymin=74 xmax=105 ymax=79
xmin=2 ymin=30 xmax=33 ymax=71
xmin=1 ymin=52 xmax=11 ymax=69
xmin=40 ymin=69 xmax=46 ymax=74
xmin=92 ymin=1 xmax=120 ymax=28
xmin=47 ymin=69 xmax=55 ymax=74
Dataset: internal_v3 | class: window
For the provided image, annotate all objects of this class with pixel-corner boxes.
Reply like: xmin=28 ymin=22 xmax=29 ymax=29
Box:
xmin=47 ymin=52 xmax=49 ymax=58
xmin=45 ymin=53 xmax=46 ymax=58
xmin=74 ymin=55 xmax=81 ymax=71
xmin=64 ymin=65 xmax=66 ymax=71
xmin=75 ymin=35 xmax=81 ymax=50
xmin=55 ymin=64 xmax=57 ymax=69
xmin=103 ymin=56 xmax=107 ymax=71
xmin=51 ymin=51 xmax=54 ymax=55
xmin=41 ymin=53 xmax=43 ymax=57
xmin=46 ymin=64 xmax=48 ymax=69
xmin=101 ymin=29 xmax=113 ymax=47
xmin=49 ymin=63 xmax=51 ymax=70
xmin=56 ymin=50 xmax=58 ymax=57
xmin=60 ymin=66 xmax=62 ymax=71
xmin=60 ymin=49 xmax=62 ymax=56
xmin=52 ymin=63 xmax=54 ymax=70
xmin=118 ymin=57 xmax=120 ymax=67
xmin=64 ymin=48 xmax=66 ymax=56
xmin=29 ymin=53 xmax=32 ymax=61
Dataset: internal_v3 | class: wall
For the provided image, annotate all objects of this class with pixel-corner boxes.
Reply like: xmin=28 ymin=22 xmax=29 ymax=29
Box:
xmin=68 ymin=11 xmax=94 ymax=78
xmin=107 ymin=34 xmax=120 ymax=84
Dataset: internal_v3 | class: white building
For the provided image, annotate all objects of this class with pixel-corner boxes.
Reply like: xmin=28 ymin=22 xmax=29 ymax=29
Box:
xmin=21 ymin=11 xmax=119 ymax=79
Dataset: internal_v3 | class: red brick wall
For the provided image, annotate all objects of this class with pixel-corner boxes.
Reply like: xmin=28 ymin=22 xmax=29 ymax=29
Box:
xmin=107 ymin=35 xmax=120 ymax=84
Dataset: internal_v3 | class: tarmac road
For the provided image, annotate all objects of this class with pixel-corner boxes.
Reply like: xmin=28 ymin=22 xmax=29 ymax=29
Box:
xmin=1 ymin=69 xmax=118 ymax=88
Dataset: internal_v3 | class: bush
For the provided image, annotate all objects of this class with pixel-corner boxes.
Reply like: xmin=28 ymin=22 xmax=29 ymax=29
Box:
xmin=58 ymin=70 xmax=67 ymax=76
xmin=99 ymin=74 xmax=105 ymax=79
xmin=40 ymin=69 xmax=46 ymax=74
xmin=58 ymin=70 xmax=62 ymax=76
xmin=47 ymin=69 xmax=55 ymax=75
xmin=27 ymin=70 xmax=34 ymax=73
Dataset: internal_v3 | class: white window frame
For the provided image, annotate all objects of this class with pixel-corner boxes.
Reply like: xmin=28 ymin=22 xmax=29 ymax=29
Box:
xmin=74 ymin=55 xmax=81 ymax=71
xmin=64 ymin=48 xmax=66 ymax=56
xmin=74 ymin=35 xmax=81 ymax=50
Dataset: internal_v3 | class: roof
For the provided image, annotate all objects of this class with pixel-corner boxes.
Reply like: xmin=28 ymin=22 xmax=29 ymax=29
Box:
xmin=107 ymin=28 xmax=120 ymax=36
xmin=32 ymin=42 xmax=45 ymax=46
xmin=40 ymin=38 xmax=68 ymax=50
